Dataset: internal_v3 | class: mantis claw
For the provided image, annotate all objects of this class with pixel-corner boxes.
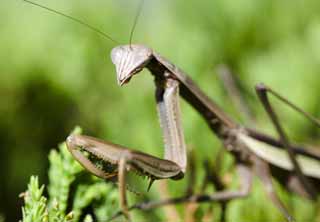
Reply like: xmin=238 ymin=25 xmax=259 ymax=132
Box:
xmin=147 ymin=178 xmax=155 ymax=192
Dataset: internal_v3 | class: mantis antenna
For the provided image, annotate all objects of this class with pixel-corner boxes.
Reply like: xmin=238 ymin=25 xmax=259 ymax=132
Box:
xmin=22 ymin=0 xmax=119 ymax=44
xmin=129 ymin=0 xmax=145 ymax=48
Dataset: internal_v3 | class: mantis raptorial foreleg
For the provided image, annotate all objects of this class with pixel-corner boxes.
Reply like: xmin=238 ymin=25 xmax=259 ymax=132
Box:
xmin=156 ymin=76 xmax=187 ymax=172
xmin=66 ymin=134 xmax=184 ymax=220
xmin=66 ymin=70 xmax=188 ymax=219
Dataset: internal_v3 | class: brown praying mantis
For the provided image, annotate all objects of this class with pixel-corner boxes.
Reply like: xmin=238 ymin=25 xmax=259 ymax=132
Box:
xmin=23 ymin=1 xmax=320 ymax=221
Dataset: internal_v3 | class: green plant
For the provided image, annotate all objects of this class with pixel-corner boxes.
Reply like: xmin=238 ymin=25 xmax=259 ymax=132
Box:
xmin=21 ymin=128 xmax=118 ymax=222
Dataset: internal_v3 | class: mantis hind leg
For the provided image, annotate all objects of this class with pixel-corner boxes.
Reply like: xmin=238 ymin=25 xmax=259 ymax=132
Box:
xmin=255 ymin=83 xmax=317 ymax=199
xmin=253 ymin=157 xmax=293 ymax=222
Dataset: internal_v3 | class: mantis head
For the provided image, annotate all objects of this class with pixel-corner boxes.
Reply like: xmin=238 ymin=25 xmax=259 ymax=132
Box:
xmin=111 ymin=44 xmax=153 ymax=86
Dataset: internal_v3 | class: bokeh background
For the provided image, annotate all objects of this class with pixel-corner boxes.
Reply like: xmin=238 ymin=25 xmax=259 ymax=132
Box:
xmin=1 ymin=0 xmax=320 ymax=221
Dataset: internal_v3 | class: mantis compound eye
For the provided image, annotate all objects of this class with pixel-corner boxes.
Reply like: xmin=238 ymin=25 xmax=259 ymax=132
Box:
xmin=111 ymin=44 xmax=153 ymax=86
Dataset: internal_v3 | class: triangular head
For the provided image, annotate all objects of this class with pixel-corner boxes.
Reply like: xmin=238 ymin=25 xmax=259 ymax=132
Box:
xmin=111 ymin=44 xmax=153 ymax=86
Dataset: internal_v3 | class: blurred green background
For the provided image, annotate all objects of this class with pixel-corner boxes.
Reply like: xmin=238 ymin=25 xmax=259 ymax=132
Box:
xmin=1 ymin=0 xmax=320 ymax=221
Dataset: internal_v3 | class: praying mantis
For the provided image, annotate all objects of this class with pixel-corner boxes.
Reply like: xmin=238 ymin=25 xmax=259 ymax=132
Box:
xmin=23 ymin=1 xmax=320 ymax=221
